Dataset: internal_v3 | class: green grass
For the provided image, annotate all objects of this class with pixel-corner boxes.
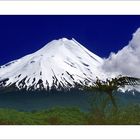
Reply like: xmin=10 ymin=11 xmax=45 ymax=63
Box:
xmin=0 ymin=104 xmax=139 ymax=125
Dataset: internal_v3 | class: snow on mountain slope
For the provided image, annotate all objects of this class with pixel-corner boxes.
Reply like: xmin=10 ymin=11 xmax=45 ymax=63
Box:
xmin=0 ymin=38 xmax=104 ymax=91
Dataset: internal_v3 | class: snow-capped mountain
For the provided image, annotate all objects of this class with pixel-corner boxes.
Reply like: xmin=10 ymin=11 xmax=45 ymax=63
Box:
xmin=0 ymin=38 xmax=104 ymax=91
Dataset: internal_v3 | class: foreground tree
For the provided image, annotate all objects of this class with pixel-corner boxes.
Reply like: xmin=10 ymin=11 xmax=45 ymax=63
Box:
xmin=88 ymin=75 xmax=140 ymax=110
xmin=86 ymin=76 xmax=140 ymax=124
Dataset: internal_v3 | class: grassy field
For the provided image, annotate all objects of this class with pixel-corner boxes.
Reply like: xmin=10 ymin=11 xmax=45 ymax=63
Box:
xmin=0 ymin=104 xmax=139 ymax=125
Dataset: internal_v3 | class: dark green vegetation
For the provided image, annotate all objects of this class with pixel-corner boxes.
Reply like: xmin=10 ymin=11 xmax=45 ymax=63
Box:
xmin=0 ymin=76 xmax=140 ymax=125
xmin=0 ymin=104 xmax=139 ymax=125
xmin=0 ymin=107 xmax=86 ymax=125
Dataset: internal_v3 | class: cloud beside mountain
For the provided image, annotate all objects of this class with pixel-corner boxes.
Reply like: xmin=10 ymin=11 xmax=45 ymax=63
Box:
xmin=102 ymin=28 xmax=140 ymax=78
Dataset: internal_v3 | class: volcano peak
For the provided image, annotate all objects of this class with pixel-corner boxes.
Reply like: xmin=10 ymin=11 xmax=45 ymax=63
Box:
xmin=0 ymin=38 xmax=104 ymax=91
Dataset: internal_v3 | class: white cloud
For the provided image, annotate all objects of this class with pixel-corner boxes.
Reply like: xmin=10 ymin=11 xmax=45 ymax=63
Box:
xmin=102 ymin=28 xmax=140 ymax=78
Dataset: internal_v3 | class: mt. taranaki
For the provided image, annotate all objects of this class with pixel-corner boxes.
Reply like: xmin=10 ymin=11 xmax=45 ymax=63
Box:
xmin=0 ymin=38 xmax=105 ymax=91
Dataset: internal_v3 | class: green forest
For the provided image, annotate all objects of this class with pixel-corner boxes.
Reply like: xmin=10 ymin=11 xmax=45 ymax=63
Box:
xmin=0 ymin=76 xmax=140 ymax=125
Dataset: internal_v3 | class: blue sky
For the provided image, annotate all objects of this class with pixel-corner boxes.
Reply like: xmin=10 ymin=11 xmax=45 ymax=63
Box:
xmin=0 ymin=15 xmax=140 ymax=65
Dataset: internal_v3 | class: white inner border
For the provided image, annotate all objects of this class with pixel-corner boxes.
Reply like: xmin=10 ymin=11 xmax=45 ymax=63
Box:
xmin=0 ymin=1 xmax=140 ymax=15
xmin=0 ymin=1 xmax=140 ymax=139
